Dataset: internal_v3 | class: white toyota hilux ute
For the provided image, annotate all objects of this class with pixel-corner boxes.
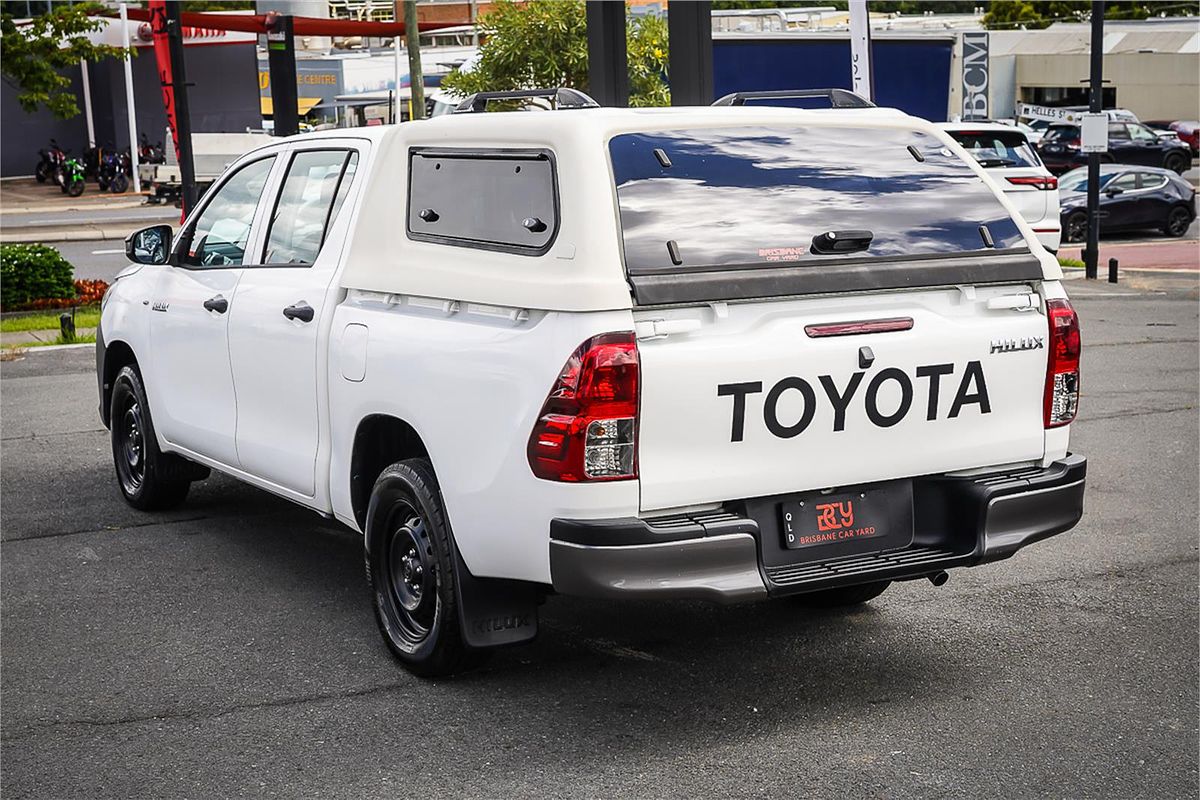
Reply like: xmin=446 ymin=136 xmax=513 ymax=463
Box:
xmin=98 ymin=90 xmax=1087 ymax=676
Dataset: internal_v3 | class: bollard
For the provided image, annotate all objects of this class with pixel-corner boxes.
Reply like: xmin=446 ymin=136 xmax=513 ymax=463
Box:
xmin=1108 ymin=257 xmax=1119 ymax=284
xmin=59 ymin=312 xmax=75 ymax=344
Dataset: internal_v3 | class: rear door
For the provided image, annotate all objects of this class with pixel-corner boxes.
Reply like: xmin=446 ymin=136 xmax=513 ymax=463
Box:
xmin=227 ymin=142 xmax=363 ymax=497
xmin=608 ymin=124 xmax=1051 ymax=511
xmin=1100 ymin=171 xmax=1140 ymax=230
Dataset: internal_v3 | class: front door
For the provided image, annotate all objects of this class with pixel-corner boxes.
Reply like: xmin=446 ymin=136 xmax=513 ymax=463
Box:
xmin=149 ymin=155 xmax=278 ymax=465
xmin=227 ymin=145 xmax=362 ymax=496
xmin=1099 ymin=171 xmax=1140 ymax=232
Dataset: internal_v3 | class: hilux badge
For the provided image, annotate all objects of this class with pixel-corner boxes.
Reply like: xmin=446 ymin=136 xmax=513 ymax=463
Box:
xmin=990 ymin=336 xmax=1044 ymax=354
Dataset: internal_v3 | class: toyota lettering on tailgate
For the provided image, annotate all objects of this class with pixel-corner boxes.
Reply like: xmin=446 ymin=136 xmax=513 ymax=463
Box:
xmin=717 ymin=361 xmax=990 ymax=442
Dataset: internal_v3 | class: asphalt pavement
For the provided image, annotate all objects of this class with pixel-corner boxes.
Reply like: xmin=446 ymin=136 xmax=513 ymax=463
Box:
xmin=1 ymin=281 xmax=1197 ymax=799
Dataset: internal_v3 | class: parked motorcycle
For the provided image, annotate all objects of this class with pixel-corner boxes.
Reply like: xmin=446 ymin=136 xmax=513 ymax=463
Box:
xmin=138 ymin=132 xmax=165 ymax=165
xmin=59 ymin=156 xmax=86 ymax=197
xmin=34 ymin=140 xmax=65 ymax=184
xmin=97 ymin=148 xmax=131 ymax=193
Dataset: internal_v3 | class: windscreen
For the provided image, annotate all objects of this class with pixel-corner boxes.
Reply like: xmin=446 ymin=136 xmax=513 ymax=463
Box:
xmin=946 ymin=129 xmax=1042 ymax=168
xmin=609 ymin=126 xmax=1025 ymax=273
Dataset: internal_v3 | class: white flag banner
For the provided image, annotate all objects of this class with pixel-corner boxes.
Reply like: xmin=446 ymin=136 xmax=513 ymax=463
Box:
xmin=849 ymin=0 xmax=873 ymax=102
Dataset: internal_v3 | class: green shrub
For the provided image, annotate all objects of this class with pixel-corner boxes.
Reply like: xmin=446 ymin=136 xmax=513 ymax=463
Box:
xmin=0 ymin=243 xmax=76 ymax=310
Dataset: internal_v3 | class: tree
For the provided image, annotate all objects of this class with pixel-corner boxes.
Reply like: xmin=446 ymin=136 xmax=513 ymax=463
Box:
xmin=983 ymin=1 xmax=1195 ymax=29
xmin=441 ymin=0 xmax=670 ymax=107
xmin=1 ymin=2 xmax=130 ymax=119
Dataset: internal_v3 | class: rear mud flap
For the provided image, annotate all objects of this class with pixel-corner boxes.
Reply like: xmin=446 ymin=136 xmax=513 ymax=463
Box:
xmin=451 ymin=546 xmax=539 ymax=649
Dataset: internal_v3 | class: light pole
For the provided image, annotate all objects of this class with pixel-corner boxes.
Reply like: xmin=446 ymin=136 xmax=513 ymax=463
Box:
xmin=1084 ymin=1 xmax=1104 ymax=280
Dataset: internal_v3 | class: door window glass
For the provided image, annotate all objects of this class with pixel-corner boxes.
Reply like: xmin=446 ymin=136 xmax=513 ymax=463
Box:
xmin=263 ymin=150 xmax=359 ymax=265
xmin=1107 ymin=123 xmax=1129 ymax=140
xmin=180 ymin=157 xmax=275 ymax=268
xmin=1109 ymin=173 xmax=1139 ymax=192
xmin=1127 ymin=124 xmax=1158 ymax=142
xmin=1138 ymin=172 xmax=1168 ymax=190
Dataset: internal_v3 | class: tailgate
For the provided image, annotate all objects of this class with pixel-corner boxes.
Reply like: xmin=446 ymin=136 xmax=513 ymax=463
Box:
xmin=1003 ymin=184 xmax=1050 ymax=225
xmin=635 ymin=285 xmax=1048 ymax=511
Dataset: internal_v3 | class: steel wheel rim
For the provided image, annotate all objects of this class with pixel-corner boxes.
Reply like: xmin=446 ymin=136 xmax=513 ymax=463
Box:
xmin=116 ymin=400 xmax=146 ymax=494
xmin=384 ymin=502 xmax=437 ymax=645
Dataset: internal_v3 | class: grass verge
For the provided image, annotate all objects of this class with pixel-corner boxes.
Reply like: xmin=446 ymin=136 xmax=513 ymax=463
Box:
xmin=0 ymin=307 xmax=100 ymax=333
xmin=1 ymin=333 xmax=95 ymax=354
xmin=1058 ymin=256 xmax=1085 ymax=269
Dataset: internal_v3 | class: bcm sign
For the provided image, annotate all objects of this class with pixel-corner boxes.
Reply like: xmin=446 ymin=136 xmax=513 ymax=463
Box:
xmin=961 ymin=32 xmax=989 ymax=121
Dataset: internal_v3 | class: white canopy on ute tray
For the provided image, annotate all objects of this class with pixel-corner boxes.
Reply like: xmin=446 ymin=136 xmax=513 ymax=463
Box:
xmin=329 ymin=105 xmax=1059 ymax=312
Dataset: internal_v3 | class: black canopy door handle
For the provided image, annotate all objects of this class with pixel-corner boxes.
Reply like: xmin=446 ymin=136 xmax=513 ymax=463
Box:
xmin=282 ymin=302 xmax=314 ymax=323
xmin=203 ymin=295 xmax=228 ymax=314
xmin=810 ymin=229 xmax=873 ymax=255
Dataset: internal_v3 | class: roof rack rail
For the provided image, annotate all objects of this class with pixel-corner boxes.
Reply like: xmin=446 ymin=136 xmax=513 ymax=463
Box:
xmin=712 ymin=89 xmax=875 ymax=109
xmin=454 ymin=88 xmax=600 ymax=114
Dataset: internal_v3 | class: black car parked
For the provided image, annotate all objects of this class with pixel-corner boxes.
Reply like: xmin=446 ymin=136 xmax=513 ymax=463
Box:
xmin=1039 ymin=121 xmax=1192 ymax=175
xmin=1059 ymin=165 xmax=1196 ymax=243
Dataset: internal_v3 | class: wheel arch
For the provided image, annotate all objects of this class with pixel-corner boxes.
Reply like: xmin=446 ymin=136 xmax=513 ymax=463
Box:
xmin=350 ymin=414 xmax=430 ymax=535
xmin=99 ymin=338 xmax=138 ymax=429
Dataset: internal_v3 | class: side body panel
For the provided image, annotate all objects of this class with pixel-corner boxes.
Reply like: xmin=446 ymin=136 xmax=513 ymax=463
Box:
xmin=327 ymin=297 xmax=640 ymax=584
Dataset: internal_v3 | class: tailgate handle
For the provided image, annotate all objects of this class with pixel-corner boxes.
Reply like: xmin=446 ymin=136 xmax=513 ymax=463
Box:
xmin=986 ymin=294 xmax=1039 ymax=312
xmin=635 ymin=318 xmax=702 ymax=339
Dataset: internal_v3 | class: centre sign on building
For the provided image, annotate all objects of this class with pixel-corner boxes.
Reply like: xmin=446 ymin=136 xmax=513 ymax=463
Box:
xmin=961 ymin=31 xmax=989 ymax=121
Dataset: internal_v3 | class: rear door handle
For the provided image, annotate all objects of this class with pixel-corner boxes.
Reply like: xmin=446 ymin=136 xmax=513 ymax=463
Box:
xmin=203 ymin=295 xmax=228 ymax=314
xmin=282 ymin=302 xmax=314 ymax=323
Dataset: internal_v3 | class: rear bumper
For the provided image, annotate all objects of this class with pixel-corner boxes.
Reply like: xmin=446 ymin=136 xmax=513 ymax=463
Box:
xmin=549 ymin=455 xmax=1086 ymax=602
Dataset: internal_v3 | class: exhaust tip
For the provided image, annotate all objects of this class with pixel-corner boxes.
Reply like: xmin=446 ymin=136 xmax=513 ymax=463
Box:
xmin=928 ymin=570 xmax=949 ymax=587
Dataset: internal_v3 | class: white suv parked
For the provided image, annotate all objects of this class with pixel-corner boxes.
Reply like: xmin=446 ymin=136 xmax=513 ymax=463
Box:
xmin=941 ymin=122 xmax=1062 ymax=253
xmin=99 ymin=90 xmax=1086 ymax=676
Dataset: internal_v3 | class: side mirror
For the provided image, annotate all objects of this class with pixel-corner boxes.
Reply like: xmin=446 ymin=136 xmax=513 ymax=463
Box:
xmin=1105 ymin=187 xmax=1124 ymax=197
xmin=125 ymin=224 xmax=172 ymax=265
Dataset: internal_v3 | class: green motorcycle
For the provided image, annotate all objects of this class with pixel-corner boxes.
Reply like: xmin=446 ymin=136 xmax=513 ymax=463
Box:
xmin=59 ymin=155 xmax=85 ymax=197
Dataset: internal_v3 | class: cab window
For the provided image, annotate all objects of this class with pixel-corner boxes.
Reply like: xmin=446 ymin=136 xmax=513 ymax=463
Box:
xmin=406 ymin=148 xmax=557 ymax=254
xmin=262 ymin=149 xmax=359 ymax=266
xmin=179 ymin=157 xmax=275 ymax=268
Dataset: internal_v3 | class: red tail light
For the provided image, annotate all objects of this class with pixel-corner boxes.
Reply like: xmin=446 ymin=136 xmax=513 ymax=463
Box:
xmin=1044 ymin=299 xmax=1081 ymax=428
xmin=1007 ymin=175 xmax=1058 ymax=190
xmin=527 ymin=332 xmax=639 ymax=482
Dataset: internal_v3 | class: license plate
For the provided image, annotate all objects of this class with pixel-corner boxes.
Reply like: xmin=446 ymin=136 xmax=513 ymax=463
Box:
xmin=779 ymin=483 xmax=911 ymax=551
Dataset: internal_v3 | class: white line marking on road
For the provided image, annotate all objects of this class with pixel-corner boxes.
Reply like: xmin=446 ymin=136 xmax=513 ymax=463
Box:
xmin=91 ymin=249 xmax=124 ymax=255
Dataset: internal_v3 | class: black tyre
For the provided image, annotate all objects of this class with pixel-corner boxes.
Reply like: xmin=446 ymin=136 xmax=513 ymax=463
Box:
xmin=67 ymin=178 xmax=84 ymax=197
xmin=791 ymin=581 xmax=891 ymax=608
xmin=109 ymin=365 xmax=192 ymax=510
xmin=110 ymin=173 xmax=129 ymax=194
xmin=1163 ymin=205 xmax=1193 ymax=237
xmin=365 ymin=458 xmax=482 ymax=677
xmin=1163 ymin=152 xmax=1188 ymax=175
xmin=1064 ymin=210 xmax=1088 ymax=243
xmin=35 ymin=163 xmax=47 ymax=183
